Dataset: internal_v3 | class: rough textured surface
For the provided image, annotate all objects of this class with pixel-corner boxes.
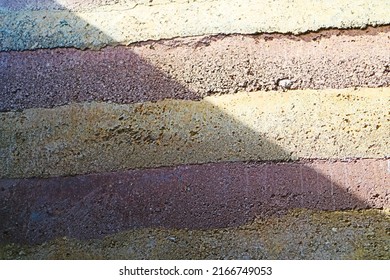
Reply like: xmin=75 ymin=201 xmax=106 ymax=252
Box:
xmin=1 ymin=209 xmax=389 ymax=260
xmin=1 ymin=0 xmax=389 ymax=261
xmin=2 ymin=27 xmax=390 ymax=112
xmin=0 ymin=0 xmax=142 ymax=11
xmin=1 ymin=0 xmax=390 ymax=51
xmin=0 ymin=1 xmax=194 ymax=11
xmin=0 ymin=159 xmax=388 ymax=244
xmin=1 ymin=88 xmax=389 ymax=178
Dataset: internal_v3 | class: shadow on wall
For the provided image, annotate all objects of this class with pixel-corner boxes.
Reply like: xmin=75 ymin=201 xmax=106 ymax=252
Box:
xmin=0 ymin=0 xmax=386 ymax=244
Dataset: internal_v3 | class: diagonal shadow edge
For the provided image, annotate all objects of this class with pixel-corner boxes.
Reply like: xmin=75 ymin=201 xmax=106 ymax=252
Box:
xmin=0 ymin=0 xmax=389 ymax=245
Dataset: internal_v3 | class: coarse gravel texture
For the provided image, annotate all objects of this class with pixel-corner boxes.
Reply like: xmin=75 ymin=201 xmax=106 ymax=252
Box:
xmin=1 ymin=0 xmax=390 ymax=51
xmin=1 ymin=87 xmax=389 ymax=178
xmin=1 ymin=27 xmax=390 ymax=112
xmin=1 ymin=209 xmax=389 ymax=260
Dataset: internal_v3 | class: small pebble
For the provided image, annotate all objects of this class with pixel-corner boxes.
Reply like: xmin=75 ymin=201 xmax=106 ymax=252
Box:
xmin=167 ymin=236 xmax=177 ymax=243
xmin=277 ymin=79 xmax=294 ymax=90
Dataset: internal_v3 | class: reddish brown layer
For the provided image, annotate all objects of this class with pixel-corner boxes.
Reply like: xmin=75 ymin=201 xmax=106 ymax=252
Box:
xmin=1 ymin=27 xmax=390 ymax=111
xmin=0 ymin=159 xmax=388 ymax=244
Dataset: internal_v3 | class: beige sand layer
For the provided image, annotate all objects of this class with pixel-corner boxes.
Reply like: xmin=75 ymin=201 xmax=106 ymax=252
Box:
xmin=1 ymin=0 xmax=390 ymax=50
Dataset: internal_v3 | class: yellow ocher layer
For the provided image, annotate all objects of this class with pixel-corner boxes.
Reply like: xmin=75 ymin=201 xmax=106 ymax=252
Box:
xmin=1 ymin=87 xmax=389 ymax=178
xmin=1 ymin=209 xmax=389 ymax=260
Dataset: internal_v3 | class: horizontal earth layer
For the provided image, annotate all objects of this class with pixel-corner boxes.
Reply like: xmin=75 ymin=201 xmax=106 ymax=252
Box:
xmin=1 ymin=0 xmax=390 ymax=51
xmin=1 ymin=159 xmax=389 ymax=244
xmin=1 ymin=88 xmax=389 ymax=178
xmin=1 ymin=27 xmax=390 ymax=112
xmin=1 ymin=209 xmax=389 ymax=259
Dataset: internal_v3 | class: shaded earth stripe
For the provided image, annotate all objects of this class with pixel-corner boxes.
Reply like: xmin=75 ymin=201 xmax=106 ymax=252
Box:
xmin=1 ymin=88 xmax=389 ymax=179
xmin=0 ymin=0 xmax=142 ymax=11
xmin=0 ymin=159 xmax=388 ymax=244
xmin=1 ymin=0 xmax=390 ymax=51
xmin=1 ymin=27 xmax=390 ymax=112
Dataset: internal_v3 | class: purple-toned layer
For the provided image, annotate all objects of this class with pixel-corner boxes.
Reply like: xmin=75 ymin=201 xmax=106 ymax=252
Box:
xmin=1 ymin=159 xmax=388 ymax=244
xmin=1 ymin=27 xmax=390 ymax=111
